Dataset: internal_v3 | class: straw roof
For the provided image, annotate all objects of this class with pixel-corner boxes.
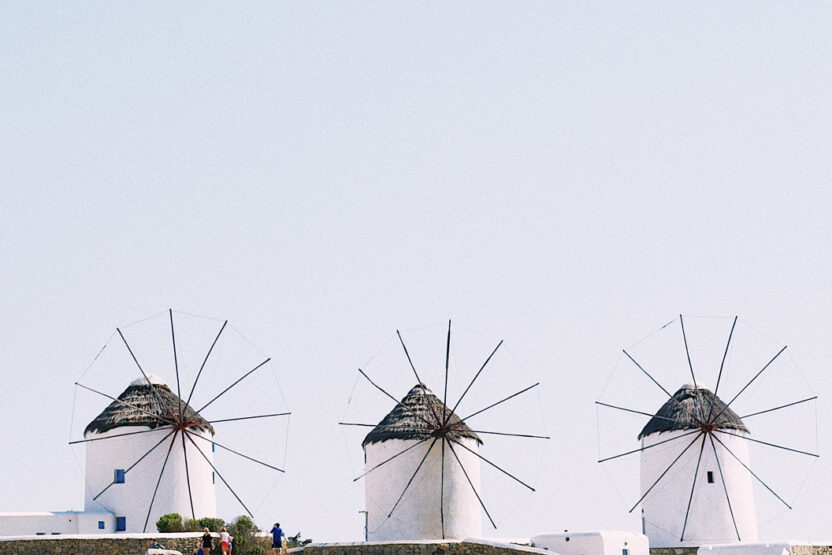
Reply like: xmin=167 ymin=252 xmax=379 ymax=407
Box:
xmin=639 ymin=383 xmax=749 ymax=439
xmin=363 ymin=384 xmax=482 ymax=447
xmin=85 ymin=378 xmax=214 ymax=436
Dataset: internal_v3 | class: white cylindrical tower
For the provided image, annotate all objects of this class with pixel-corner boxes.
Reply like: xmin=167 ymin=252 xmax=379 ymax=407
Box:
xmin=640 ymin=383 xmax=757 ymax=548
xmin=363 ymin=384 xmax=483 ymax=541
xmin=84 ymin=374 xmax=217 ymax=532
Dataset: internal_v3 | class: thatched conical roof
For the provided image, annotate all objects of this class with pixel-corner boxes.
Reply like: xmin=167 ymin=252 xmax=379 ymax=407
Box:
xmin=85 ymin=375 xmax=214 ymax=436
xmin=363 ymin=384 xmax=482 ymax=447
xmin=639 ymin=383 xmax=748 ymax=439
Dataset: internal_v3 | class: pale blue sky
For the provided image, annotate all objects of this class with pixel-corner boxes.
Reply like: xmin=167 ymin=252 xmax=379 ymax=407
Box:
xmin=2 ymin=2 xmax=832 ymax=542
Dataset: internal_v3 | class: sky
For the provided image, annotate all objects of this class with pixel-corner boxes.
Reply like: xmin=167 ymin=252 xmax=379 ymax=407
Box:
xmin=2 ymin=1 xmax=832 ymax=544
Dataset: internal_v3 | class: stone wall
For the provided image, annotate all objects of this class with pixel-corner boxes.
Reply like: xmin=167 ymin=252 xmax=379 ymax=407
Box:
xmin=298 ymin=540 xmax=549 ymax=555
xmin=649 ymin=549 xmax=699 ymax=555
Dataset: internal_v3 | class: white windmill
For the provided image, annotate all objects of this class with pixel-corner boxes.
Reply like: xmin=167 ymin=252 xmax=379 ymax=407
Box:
xmin=597 ymin=315 xmax=818 ymax=548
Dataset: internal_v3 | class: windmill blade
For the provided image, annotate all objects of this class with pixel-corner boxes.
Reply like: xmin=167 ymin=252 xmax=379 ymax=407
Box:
xmin=398 ymin=330 xmax=441 ymax=425
xmin=708 ymin=315 xmax=738 ymax=421
xmin=118 ymin=327 xmax=177 ymax=422
xmin=464 ymin=429 xmax=550 ymax=440
xmin=711 ymin=433 xmax=791 ymax=510
xmin=186 ymin=432 xmax=255 ymax=517
xmin=196 ymin=358 xmax=271 ymax=414
xmin=622 ymin=349 xmax=672 ymax=398
xmin=92 ymin=429 xmax=177 ymax=501
xmin=595 ymin=401 xmax=687 ymax=425
xmin=185 ymin=320 xmax=227 ymax=407
xmin=442 ymin=319 xmax=451 ymax=427
xmin=387 ymin=437 xmax=438 ymax=518
xmin=70 ymin=424 xmax=175 ymax=445
xmin=679 ymin=315 xmax=704 ymax=422
xmin=446 ymin=437 xmax=497 ymax=530
xmin=440 ymin=437 xmax=446 ymax=539
xmin=597 ymin=429 xmax=700 ymax=463
xmin=629 ymin=432 xmax=703 ymax=513
xmin=449 ymin=438 xmax=535 ymax=492
xmin=169 ymin=309 xmax=183 ymax=420
xmin=739 ymin=396 xmax=818 ymax=420
xmin=74 ymin=382 xmax=176 ymax=427
xmin=457 ymin=382 xmax=540 ymax=424
xmin=714 ymin=429 xmax=818 ymax=458
xmin=143 ymin=430 xmax=179 ymax=532
xmin=186 ymin=429 xmax=284 ymax=472
xmin=709 ymin=433 xmax=741 ymax=541
xmin=352 ymin=437 xmax=431 ymax=482
xmin=680 ymin=434 xmax=708 ymax=541
xmin=181 ymin=431 xmax=196 ymax=521
xmin=448 ymin=339 xmax=503 ymax=418
xmin=357 ymin=368 xmax=433 ymax=427
xmin=209 ymin=412 xmax=291 ymax=425
xmin=713 ymin=345 xmax=788 ymax=423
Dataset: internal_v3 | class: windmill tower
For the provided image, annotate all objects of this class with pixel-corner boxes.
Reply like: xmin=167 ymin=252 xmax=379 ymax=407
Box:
xmin=639 ymin=382 xmax=757 ymax=547
xmin=83 ymin=374 xmax=218 ymax=532
xmin=362 ymin=384 xmax=483 ymax=541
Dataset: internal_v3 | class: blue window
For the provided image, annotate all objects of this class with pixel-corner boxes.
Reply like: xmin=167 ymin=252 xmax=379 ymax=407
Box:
xmin=114 ymin=469 xmax=125 ymax=484
xmin=212 ymin=442 xmax=216 ymax=452
xmin=116 ymin=517 xmax=126 ymax=532
xmin=212 ymin=471 xmax=215 ymax=484
xmin=622 ymin=549 xmax=629 ymax=555
xmin=98 ymin=521 xmax=105 ymax=530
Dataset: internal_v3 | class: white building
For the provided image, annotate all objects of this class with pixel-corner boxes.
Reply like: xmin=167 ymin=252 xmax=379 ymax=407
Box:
xmin=363 ymin=384 xmax=483 ymax=541
xmin=83 ymin=374 xmax=218 ymax=533
xmin=532 ymin=531 xmax=649 ymax=555
xmin=640 ymin=383 xmax=757 ymax=548
xmin=0 ymin=374 xmax=217 ymax=536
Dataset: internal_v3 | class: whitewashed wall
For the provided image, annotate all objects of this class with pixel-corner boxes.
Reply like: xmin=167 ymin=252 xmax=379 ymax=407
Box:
xmin=0 ymin=511 xmax=114 ymax=535
xmin=641 ymin=430 xmax=757 ymax=548
xmin=84 ymin=426 xmax=217 ymax=532
xmin=365 ymin=437 xmax=482 ymax=541
xmin=532 ymin=531 xmax=649 ymax=555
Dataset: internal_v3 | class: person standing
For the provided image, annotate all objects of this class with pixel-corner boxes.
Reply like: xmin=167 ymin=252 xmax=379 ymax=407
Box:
xmin=270 ymin=523 xmax=283 ymax=555
xmin=199 ymin=527 xmax=213 ymax=555
xmin=220 ymin=527 xmax=232 ymax=555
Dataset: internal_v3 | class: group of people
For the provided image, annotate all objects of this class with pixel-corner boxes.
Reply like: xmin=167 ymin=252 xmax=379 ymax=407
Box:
xmin=191 ymin=522 xmax=285 ymax=555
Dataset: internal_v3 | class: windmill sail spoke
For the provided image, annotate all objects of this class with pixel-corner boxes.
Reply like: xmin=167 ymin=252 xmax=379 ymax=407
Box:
xmin=464 ymin=429 xmax=550 ymax=440
xmin=197 ymin=358 xmax=271 ymax=414
xmin=457 ymin=383 xmax=540 ymax=424
xmin=118 ymin=328 xmax=178 ymax=422
xmin=209 ymin=412 xmax=291 ymax=424
xmin=714 ymin=429 xmax=818 ymax=458
xmin=181 ymin=431 xmax=196 ymax=521
xmin=739 ymin=397 xmax=818 ymax=420
xmin=708 ymin=316 xmax=737 ymax=421
xmin=70 ymin=424 xmax=175 ymax=445
xmin=711 ymin=433 xmax=791 ymax=509
xmin=442 ymin=320 xmax=451 ymax=426
xmin=446 ymin=438 xmax=497 ymax=530
xmin=186 ymin=430 xmax=284 ymax=472
xmin=169 ymin=309 xmax=183 ymax=420
xmin=352 ymin=438 xmax=431 ymax=482
xmin=398 ymin=330 xmax=441 ymax=425
xmin=440 ymin=437 xmax=446 ymax=539
xmin=185 ymin=320 xmax=227 ymax=407
xmin=622 ymin=350 xmax=672 ymax=398
xmin=143 ymin=430 xmax=179 ymax=532
xmin=357 ymin=369 xmax=433 ymax=427
xmin=185 ymin=432 xmax=255 ymax=517
xmin=92 ymin=429 xmax=176 ymax=501
xmin=679 ymin=315 xmax=704 ymax=422
xmin=713 ymin=345 xmax=788 ymax=423
xmin=597 ymin=429 xmax=700 ymax=463
xmin=629 ymin=432 xmax=703 ymax=513
xmin=680 ymin=434 xmax=708 ymax=541
xmin=709 ymin=434 xmax=741 ymax=541
xmin=387 ymin=438 xmax=438 ymax=518
xmin=595 ymin=401 xmax=687 ymax=424
xmin=448 ymin=340 xmax=503 ymax=418
xmin=74 ymin=382 xmax=176 ymax=427
xmin=449 ymin=438 xmax=535 ymax=492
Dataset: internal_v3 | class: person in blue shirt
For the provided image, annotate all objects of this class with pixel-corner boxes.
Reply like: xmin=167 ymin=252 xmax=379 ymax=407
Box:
xmin=270 ymin=523 xmax=283 ymax=555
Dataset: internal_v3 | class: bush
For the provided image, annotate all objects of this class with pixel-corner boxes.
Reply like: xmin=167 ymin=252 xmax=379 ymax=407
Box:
xmin=156 ymin=513 xmax=184 ymax=533
xmin=184 ymin=517 xmax=225 ymax=533
xmin=286 ymin=532 xmax=312 ymax=548
xmin=227 ymin=515 xmax=262 ymax=555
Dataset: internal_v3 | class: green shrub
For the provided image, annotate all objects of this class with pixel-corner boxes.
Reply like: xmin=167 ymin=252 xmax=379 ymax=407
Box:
xmin=156 ymin=513 xmax=184 ymax=533
xmin=184 ymin=517 xmax=225 ymax=533
xmin=286 ymin=532 xmax=313 ymax=548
